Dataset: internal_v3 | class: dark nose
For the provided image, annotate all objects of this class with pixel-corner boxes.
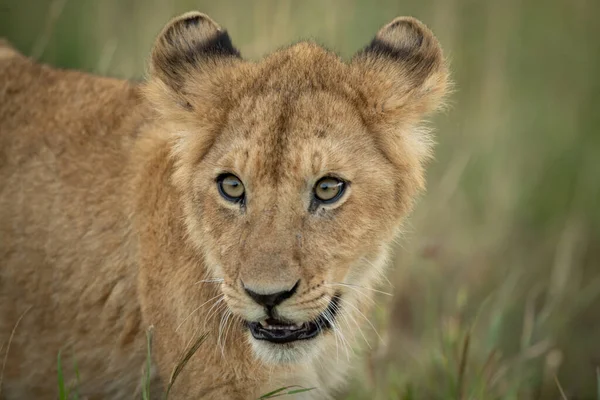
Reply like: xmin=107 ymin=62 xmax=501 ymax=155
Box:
xmin=244 ymin=281 xmax=300 ymax=308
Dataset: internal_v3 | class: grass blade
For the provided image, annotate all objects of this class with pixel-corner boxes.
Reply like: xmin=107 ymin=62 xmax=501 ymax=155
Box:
xmin=142 ymin=327 xmax=153 ymax=400
xmin=259 ymin=387 xmax=289 ymax=398
xmin=164 ymin=332 xmax=208 ymax=399
xmin=457 ymin=329 xmax=471 ymax=400
xmin=71 ymin=356 xmax=80 ymax=400
xmin=259 ymin=385 xmax=315 ymax=398
xmin=554 ymin=375 xmax=568 ymax=400
xmin=596 ymin=367 xmax=600 ymax=400
xmin=57 ymin=350 xmax=67 ymax=400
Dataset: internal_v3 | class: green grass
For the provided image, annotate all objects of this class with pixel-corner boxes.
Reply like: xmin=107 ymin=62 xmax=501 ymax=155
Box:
xmin=57 ymin=329 xmax=312 ymax=400
xmin=259 ymin=386 xmax=316 ymax=399
xmin=163 ymin=332 xmax=208 ymax=399
xmin=57 ymin=351 xmax=66 ymax=400
xmin=3 ymin=0 xmax=599 ymax=398
xmin=142 ymin=328 xmax=153 ymax=400
xmin=56 ymin=350 xmax=80 ymax=400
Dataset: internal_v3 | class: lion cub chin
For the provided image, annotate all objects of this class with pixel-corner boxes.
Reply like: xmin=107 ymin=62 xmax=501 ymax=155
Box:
xmin=0 ymin=10 xmax=449 ymax=400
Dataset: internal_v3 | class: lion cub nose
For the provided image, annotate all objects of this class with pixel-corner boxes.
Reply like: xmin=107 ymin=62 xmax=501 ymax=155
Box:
xmin=243 ymin=280 xmax=300 ymax=308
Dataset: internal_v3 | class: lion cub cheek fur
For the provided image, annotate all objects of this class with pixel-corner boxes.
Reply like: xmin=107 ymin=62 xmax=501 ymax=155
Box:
xmin=0 ymin=11 xmax=448 ymax=400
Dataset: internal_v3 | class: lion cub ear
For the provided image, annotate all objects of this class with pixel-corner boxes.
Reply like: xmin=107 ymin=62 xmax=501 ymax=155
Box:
xmin=146 ymin=11 xmax=241 ymax=111
xmin=351 ymin=17 xmax=450 ymax=163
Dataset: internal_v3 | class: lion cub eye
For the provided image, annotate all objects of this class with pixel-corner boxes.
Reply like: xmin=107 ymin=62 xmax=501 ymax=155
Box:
xmin=217 ymin=173 xmax=245 ymax=203
xmin=314 ymin=177 xmax=346 ymax=203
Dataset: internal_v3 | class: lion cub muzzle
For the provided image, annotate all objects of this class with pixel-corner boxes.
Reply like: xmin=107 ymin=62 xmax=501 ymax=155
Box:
xmin=236 ymin=278 xmax=338 ymax=344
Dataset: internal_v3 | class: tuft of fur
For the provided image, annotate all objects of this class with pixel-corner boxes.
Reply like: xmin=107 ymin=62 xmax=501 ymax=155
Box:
xmin=0 ymin=39 xmax=20 ymax=61
xmin=0 ymin=12 xmax=449 ymax=399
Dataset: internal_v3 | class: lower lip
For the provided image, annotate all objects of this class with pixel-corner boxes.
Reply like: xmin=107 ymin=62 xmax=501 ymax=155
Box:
xmin=246 ymin=320 xmax=323 ymax=343
xmin=245 ymin=294 xmax=341 ymax=344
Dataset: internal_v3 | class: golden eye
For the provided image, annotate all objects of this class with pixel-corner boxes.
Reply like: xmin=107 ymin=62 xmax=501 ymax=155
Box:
xmin=217 ymin=174 xmax=245 ymax=202
xmin=314 ymin=177 xmax=345 ymax=203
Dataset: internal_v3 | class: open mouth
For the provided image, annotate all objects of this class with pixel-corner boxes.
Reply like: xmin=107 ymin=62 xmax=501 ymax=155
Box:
xmin=246 ymin=294 xmax=341 ymax=344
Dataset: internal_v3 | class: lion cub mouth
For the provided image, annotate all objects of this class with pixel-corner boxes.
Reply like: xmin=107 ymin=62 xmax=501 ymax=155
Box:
xmin=246 ymin=294 xmax=341 ymax=344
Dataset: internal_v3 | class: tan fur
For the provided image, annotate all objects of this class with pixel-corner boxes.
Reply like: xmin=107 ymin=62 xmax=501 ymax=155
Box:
xmin=0 ymin=12 xmax=449 ymax=399
xmin=0 ymin=40 xmax=18 ymax=61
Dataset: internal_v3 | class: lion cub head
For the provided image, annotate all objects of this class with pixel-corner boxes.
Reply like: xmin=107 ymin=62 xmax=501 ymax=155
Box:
xmin=143 ymin=12 xmax=449 ymax=364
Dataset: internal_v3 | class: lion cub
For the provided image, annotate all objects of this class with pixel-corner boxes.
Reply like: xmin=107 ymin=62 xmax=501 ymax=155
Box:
xmin=0 ymin=11 xmax=449 ymax=400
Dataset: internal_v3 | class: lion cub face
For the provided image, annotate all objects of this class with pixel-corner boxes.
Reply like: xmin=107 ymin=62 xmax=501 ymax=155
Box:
xmin=144 ymin=12 xmax=448 ymax=363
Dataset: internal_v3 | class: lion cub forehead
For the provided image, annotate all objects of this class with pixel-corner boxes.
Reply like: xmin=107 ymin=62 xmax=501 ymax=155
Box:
xmin=260 ymin=41 xmax=345 ymax=71
xmin=225 ymin=89 xmax=367 ymax=150
xmin=241 ymin=42 xmax=353 ymax=92
xmin=214 ymin=91 xmax=369 ymax=185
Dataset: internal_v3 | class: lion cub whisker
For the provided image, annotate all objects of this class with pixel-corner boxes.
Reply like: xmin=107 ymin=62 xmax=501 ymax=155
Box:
xmin=324 ymin=282 xmax=393 ymax=297
xmin=175 ymin=293 xmax=224 ymax=332
xmin=330 ymin=297 xmax=372 ymax=349
xmin=331 ymin=299 xmax=364 ymax=350
xmin=217 ymin=308 xmax=233 ymax=358
xmin=194 ymin=278 xmax=224 ymax=284
xmin=322 ymin=302 xmax=352 ymax=362
xmin=202 ymin=297 xmax=227 ymax=331
xmin=336 ymin=296 xmax=383 ymax=344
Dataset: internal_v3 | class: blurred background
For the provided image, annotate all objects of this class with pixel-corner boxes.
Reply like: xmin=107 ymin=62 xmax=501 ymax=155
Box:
xmin=2 ymin=0 xmax=599 ymax=398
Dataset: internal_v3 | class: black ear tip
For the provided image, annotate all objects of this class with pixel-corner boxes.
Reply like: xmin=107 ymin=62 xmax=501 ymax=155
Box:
xmin=149 ymin=11 xmax=241 ymax=91
xmin=158 ymin=12 xmax=221 ymax=46
xmin=183 ymin=15 xmax=203 ymax=27
xmin=162 ymin=12 xmax=222 ymax=37
xmin=153 ymin=11 xmax=241 ymax=59
xmin=201 ymin=30 xmax=241 ymax=58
